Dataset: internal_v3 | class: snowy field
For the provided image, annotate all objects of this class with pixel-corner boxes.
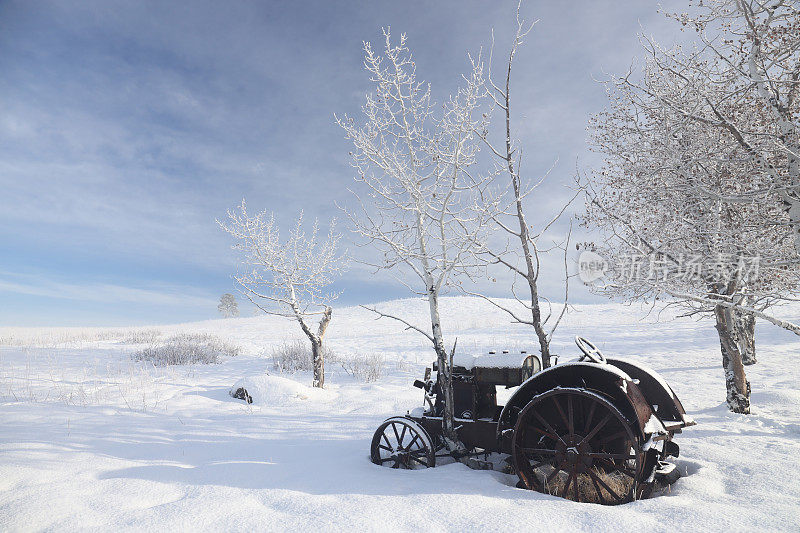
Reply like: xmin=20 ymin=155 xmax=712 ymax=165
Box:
xmin=1 ymin=297 xmax=799 ymax=532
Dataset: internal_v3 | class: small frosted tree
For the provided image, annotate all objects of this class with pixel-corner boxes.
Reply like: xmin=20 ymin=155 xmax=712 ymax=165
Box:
xmin=338 ymin=29 xmax=497 ymax=451
xmin=217 ymin=293 xmax=240 ymax=318
xmin=219 ymin=201 xmax=344 ymax=388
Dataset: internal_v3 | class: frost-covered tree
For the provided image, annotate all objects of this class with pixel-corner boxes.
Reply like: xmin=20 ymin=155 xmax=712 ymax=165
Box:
xmin=661 ymin=1 xmax=800 ymax=251
xmin=584 ymin=0 xmax=800 ymax=414
xmin=217 ymin=293 xmax=240 ymax=318
xmin=464 ymin=3 xmax=576 ymax=368
xmin=586 ymin=47 xmax=800 ymax=413
xmin=626 ymin=1 xmax=800 ymax=251
xmin=338 ymin=29 xmax=496 ymax=450
xmin=219 ymin=202 xmax=344 ymax=388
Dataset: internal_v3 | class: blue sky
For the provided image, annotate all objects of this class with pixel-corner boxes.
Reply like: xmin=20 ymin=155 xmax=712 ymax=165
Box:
xmin=0 ymin=1 xmax=681 ymax=326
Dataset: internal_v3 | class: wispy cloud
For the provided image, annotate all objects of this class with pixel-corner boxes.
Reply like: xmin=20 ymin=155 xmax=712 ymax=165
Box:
xmin=0 ymin=271 xmax=217 ymax=308
xmin=0 ymin=0 xmax=672 ymax=324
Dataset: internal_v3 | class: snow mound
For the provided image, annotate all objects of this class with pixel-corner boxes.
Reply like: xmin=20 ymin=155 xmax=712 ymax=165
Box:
xmin=229 ymin=374 xmax=333 ymax=406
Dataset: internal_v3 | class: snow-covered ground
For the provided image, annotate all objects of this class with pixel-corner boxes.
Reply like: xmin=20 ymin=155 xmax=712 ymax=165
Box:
xmin=1 ymin=297 xmax=799 ymax=532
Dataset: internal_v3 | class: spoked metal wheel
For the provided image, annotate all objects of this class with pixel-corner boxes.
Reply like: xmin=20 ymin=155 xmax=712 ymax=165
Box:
xmin=512 ymin=387 xmax=646 ymax=505
xmin=370 ymin=416 xmax=435 ymax=470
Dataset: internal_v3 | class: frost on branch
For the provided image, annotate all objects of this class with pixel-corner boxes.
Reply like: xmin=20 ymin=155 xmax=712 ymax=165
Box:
xmin=656 ymin=1 xmax=800 ymax=252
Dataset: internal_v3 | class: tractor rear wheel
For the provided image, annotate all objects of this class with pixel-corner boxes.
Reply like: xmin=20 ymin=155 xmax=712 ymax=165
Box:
xmin=512 ymin=387 xmax=646 ymax=504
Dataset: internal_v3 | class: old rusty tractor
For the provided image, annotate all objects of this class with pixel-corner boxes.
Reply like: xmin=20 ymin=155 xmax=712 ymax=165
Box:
xmin=370 ymin=337 xmax=695 ymax=504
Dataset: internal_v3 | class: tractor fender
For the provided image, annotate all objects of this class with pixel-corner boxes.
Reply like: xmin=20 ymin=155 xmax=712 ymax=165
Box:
xmin=605 ymin=357 xmax=692 ymax=427
xmin=496 ymin=362 xmax=653 ymax=443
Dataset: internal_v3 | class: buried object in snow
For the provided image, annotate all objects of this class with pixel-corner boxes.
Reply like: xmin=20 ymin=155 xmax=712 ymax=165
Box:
xmin=370 ymin=336 xmax=695 ymax=505
xmin=230 ymin=387 xmax=253 ymax=404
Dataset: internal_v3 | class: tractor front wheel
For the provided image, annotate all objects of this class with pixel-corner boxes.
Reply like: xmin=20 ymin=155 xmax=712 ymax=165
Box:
xmin=370 ymin=417 xmax=435 ymax=470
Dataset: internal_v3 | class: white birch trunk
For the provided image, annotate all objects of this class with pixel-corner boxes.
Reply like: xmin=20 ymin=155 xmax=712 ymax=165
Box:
xmin=714 ymin=304 xmax=751 ymax=414
xmin=734 ymin=308 xmax=757 ymax=366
